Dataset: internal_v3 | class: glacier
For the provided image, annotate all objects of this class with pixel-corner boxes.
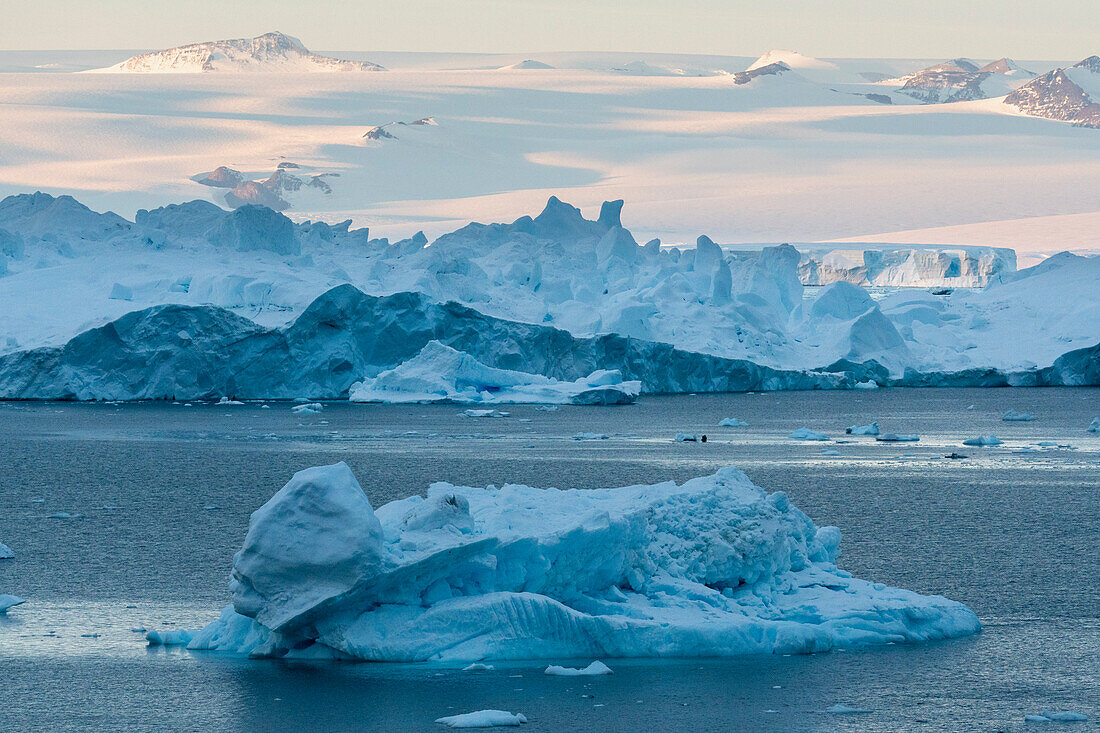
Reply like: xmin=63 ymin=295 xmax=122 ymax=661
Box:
xmin=0 ymin=192 xmax=1097 ymax=399
xmin=348 ymin=341 xmax=640 ymax=405
xmin=164 ymin=462 xmax=980 ymax=662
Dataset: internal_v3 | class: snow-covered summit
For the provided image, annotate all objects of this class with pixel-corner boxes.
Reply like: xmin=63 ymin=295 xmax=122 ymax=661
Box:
xmin=1005 ymin=55 xmax=1100 ymax=127
xmin=747 ymin=50 xmax=837 ymax=71
xmin=498 ymin=59 xmax=555 ymax=70
xmin=888 ymin=57 xmax=1032 ymax=104
xmin=92 ymin=32 xmax=385 ymax=73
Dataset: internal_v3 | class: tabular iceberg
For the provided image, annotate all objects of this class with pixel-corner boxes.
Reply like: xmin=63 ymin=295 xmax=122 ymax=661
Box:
xmin=348 ymin=341 xmax=639 ymax=405
xmin=174 ymin=463 xmax=980 ymax=662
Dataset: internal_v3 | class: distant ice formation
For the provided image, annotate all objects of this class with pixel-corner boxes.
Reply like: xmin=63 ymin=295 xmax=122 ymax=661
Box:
xmin=348 ymin=341 xmax=639 ymax=405
xmin=91 ymin=32 xmax=385 ymax=73
xmin=165 ymin=463 xmax=980 ymax=661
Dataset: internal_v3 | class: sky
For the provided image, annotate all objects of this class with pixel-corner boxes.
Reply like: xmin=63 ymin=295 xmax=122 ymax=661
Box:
xmin=0 ymin=0 xmax=1097 ymax=60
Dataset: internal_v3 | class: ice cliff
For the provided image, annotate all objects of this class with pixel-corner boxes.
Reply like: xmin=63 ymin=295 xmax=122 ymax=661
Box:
xmin=168 ymin=463 xmax=980 ymax=661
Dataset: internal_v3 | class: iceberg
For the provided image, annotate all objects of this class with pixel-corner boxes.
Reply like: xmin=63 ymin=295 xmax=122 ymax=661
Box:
xmin=1025 ymin=710 xmax=1088 ymax=723
xmin=177 ymin=462 xmax=979 ymax=662
xmin=435 ymin=711 xmax=527 ymax=728
xmin=789 ymin=428 xmax=829 ymax=441
xmin=963 ymin=435 xmax=1003 ymax=446
xmin=349 ymin=342 xmax=639 ymax=405
xmin=0 ymin=594 xmax=25 ymax=613
xmin=846 ymin=422 xmax=880 ymax=436
xmin=1087 ymin=418 xmax=1099 ymax=433
xmin=876 ymin=433 xmax=920 ymax=442
xmin=572 ymin=432 xmax=608 ymax=441
xmin=718 ymin=417 xmax=747 ymax=427
xmin=1002 ymin=409 xmax=1036 ymax=422
xmin=544 ymin=660 xmax=613 ymax=676
xmin=0 ymin=542 xmax=13 ymax=559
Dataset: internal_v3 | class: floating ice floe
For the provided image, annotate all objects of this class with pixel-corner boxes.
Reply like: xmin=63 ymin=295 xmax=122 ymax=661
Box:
xmin=0 ymin=594 xmax=26 ymax=613
xmin=789 ymin=428 xmax=829 ymax=441
xmin=821 ymin=449 xmax=841 ymax=456
xmin=170 ymin=462 xmax=979 ymax=662
xmin=435 ymin=710 xmax=528 ymax=728
xmin=462 ymin=662 xmax=494 ymax=672
xmin=349 ymin=342 xmax=640 ymax=406
xmin=718 ymin=418 xmax=747 ymax=427
xmin=674 ymin=433 xmax=701 ymax=442
xmin=291 ymin=403 xmax=323 ymax=414
xmin=462 ymin=409 xmax=508 ymax=418
xmin=1088 ymin=418 xmax=1100 ymax=433
xmin=963 ymin=435 xmax=1003 ymax=447
xmin=0 ymin=542 xmax=13 ymax=559
xmin=846 ymin=422 xmax=880 ymax=436
xmin=572 ymin=432 xmax=609 ymax=440
xmin=217 ymin=396 xmax=244 ymax=405
xmin=46 ymin=512 xmax=82 ymax=519
xmin=876 ymin=433 xmax=920 ymax=442
xmin=827 ymin=704 xmax=872 ymax=714
xmin=1002 ymin=409 xmax=1036 ymax=422
xmin=1025 ymin=710 xmax=1088 ymax=723
xmin=853 ymin=381 xmax=879 ymax=390
xmin=544 ymin=661 xmax=613 ymax=676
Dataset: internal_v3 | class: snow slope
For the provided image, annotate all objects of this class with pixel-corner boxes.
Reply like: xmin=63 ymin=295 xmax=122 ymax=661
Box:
xmin=0 ymin=50 xmax=1095 ymax=248
xmin=90 ymin=32 xmax=384 ymax=73
xmin=172 ymin=463 xmax=980 ymax=661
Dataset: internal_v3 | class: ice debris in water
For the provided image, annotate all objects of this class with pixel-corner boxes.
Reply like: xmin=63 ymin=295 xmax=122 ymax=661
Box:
xmin=718 ymin=417 xmax=747 ymax=427
xmin=572 ymin=432 xmax=609 ymax=440
xmin=1002 ymin=409 xmax=1036 ymax=422
xmin=876 ymin=433 xmax=919 ymax=442
xmin=435 ymin=710 xmax=528 ymax=728
xmin=674 ymin=433 xmax=699 ymax=442
xmin=963 ymin=435 xmax=1003 ymax=446
xmin=821 ymin=449 xmax=841 ymax=456
xmin=462 ymin=409 xmax=508 ymax=418
xmin=1025 ymin=710 xmax=1088 ymax=723
xmin=217 ymin=396 xmax=244 ymax=405
xmin=0 ymin=594 xmax=26 ymax=613
xmin=827 ymin=704 xmax=872 ymax=714
xmin=462 ymin=662 xmax=494 ymax=672
xmin=0 ymin=542 xmax=13 ymax=559
xmin=846 ymin=422 xmax=879 ymax=436
xmin=544 ymin=660 xmax=613 ymax=676
xmin=146 ymin=629 xmax=197 ymax=646
xmin=349 ymin=341 xmax=639 ymax=405
xmin=853 ymin=380 xmax=879 ymax=389
xmin=291 ymin=402 xmax=323 ymax=414
xmin=1088 ymin=418 xmax=1099 ymax=433
xmin=172 ymin=462 xmax=980 ymax=662
xmin=789 ymin=427 xmax=829 ymax=441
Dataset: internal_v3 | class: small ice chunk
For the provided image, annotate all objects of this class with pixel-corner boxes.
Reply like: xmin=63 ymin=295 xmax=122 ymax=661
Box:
xmin=0 ymin=542 xmax=13 ymax=559
xmin=572 ymin=432 xmax=609 ymax=440
xmin=146 ymin=628 xmax=196 ymax=646
xmin=1088 ymin=418 xmax=1099 ymax=433
xmin=535 ymin=405 xmax=559 ymax=412
xmin=218 ymin=397 xmax=244 ymax=405
xmin=674 ymin=433 xmax=698 ymax=442
xmin=435 ymin=710 xmax=528 ymax=728
xmin=0 ymin=594 xmax=26 ymax=613
xmin=1002 ymin=409 xmax=1035 ymax=422
xmin=853 ymin=380 xmax=878 ymax=389
xmin=1026 ymin=710 xmax=1088 ymax=722
xmin=544 ymin=660 xmax=613 ymax=676
xmin=718 ymin=418 xmax=747 ymax=427
xmin=827 ymin=704 xmax=871 ymax=714
xmin=789 ymin=428 xmax=828 ymax=441
xmin=876 ymin=433 xmax=919 ymax=442
xmin=821 ymin=449 xmax=841 ymax=456
xmin=963 ymin=435 xmax=1003 ymax=447
xmin=462 ymin=662 xmax=495 ymax=672
xmin=46 ymin=512 xmax=82 ymax=519
xmin=846 ymin=422 xmax=879 ymax=436
xmin=292 ymin=403 xmax=324 ymax=414
xmin=462 ymin=409 xmax=506 ymax=418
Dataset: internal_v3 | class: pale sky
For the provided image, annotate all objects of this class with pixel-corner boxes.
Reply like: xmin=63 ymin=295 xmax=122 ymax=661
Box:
xmin=1 ymin=0 xmax=1097 ymax=59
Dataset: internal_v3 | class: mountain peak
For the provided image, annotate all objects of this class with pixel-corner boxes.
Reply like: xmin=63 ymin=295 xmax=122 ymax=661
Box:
xmin=747 ymin=50 xmax=836 ymax=71
xmin=91 ymin=32 xmax=384 ymax=73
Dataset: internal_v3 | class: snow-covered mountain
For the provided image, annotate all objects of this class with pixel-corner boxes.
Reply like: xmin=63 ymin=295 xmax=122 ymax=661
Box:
xmin=91 ymin=31 xmax=385 ymax=73
xmin=498 ymin=59 xmax=554 ymax=70
xmin=887 ymin=57 xmax=1033 ymax=103
xmin=747 ymin=50 xmax=837 ymax=71
xmin=1004 ymin=55 xmax=1100 ymax=128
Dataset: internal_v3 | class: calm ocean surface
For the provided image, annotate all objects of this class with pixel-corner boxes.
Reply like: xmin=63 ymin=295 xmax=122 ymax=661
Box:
xmin=1 ymin=388 xmax=1097 ymax=731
